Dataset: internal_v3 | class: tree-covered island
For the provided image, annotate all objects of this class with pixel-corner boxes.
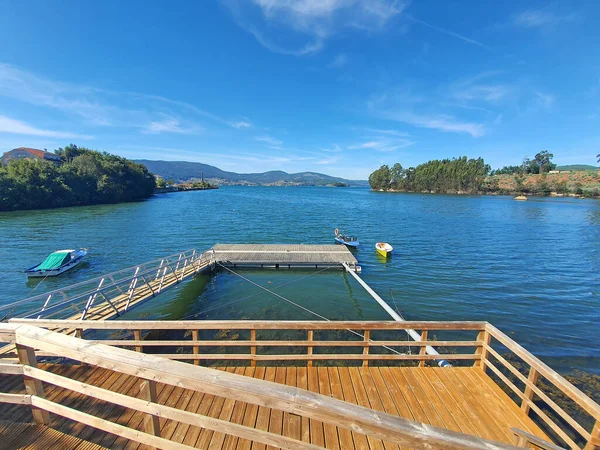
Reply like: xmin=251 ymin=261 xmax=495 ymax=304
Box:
xmin=0 ymin=145 xmax=156 ymax=211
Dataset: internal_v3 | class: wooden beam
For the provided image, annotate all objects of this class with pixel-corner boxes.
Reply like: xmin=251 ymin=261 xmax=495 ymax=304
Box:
xmin=307 ymin=330 xmax=313 ymax=368
xmin=0 ymin=392 xmax=31 ymax=404
xmin=483 ymin=343 xmax=590 ymax=441
xmin=521 ymin=367 xmax=539 ymax=415
xmin=250 ymin=330 xmax=256 ymax=367
xmin=585 ymin=421 xmax=600 ymax=450
xmin=0 ymin=363 xmax=24 ymax=375
xmin=10 ymin=318 xmax=489 ymax=331
xmin=362 ymin=330 xmax=370 ymax=368
xmin=473 ymin=330 xmax=490 ymax=370
xmin=486 ymin=323 xmax=600 ymax=421
xmin=191 ymin=330 xmax=199 ymax=366
xmin=140 ymin=380 xmax=160 ymax=437
xmin=511 ymin=428 xmax=566 ymax=450
xmin=24 ymin=366 xmax=325 ymax=450
xmin=77 ymin=339 xmax=481 ymax=348
xmin=133 ymin=330 xmax=142 ymax=353
xmin=14 ymin=324 xmax=524 ymax=450
xmin=16 ymin=344 xmax=50 ymax=425
xmin=418 ymin=331 xmax=428 ymax=367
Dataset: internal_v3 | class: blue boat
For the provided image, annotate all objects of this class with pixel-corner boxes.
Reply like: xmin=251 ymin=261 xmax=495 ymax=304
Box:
xmin=334 ymin=228 xmax=359 ymax=248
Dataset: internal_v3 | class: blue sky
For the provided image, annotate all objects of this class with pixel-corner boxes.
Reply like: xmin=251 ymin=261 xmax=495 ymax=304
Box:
xmin=0 ymin=0 xmax=599 ymax=179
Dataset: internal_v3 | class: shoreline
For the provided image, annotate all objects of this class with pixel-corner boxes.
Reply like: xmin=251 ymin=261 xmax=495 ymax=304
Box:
xmin=373 ymin=188 xmax=599 ymax=199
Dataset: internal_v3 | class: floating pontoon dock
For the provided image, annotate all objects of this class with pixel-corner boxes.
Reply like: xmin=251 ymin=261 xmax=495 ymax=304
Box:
xmin=212 ymin=244 xmax=361 ymax=272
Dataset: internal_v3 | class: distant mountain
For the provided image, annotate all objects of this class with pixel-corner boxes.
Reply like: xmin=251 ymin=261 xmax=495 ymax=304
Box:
xmin=135 ymin=160 xmax=368 ymax=186
xmin=556 ymin=164 xmax=600 ymax=171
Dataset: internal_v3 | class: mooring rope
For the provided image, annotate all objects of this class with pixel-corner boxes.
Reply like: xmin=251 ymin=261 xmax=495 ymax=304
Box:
xmin=180 ymin=265 xmax=333 ymax=320
xmin=217 ymin=263 xmax=406 ymax=357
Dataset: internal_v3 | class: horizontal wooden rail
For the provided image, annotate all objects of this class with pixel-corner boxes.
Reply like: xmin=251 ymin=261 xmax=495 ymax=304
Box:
xmin=485 ymin=324 xmax=600 ymax=450
xmin=10 ymin=319 xmax=484 ymax=367
xmin=511 ymin=428 xmax=566 ymax=450
xmin=33 ymin=352 xmax=482 ymax=361
xmin=0 ymin=323 xmax=523 ymax=450
xmin=0 ymin=392 xmax=31 ymax=405
xmin=24 ymin=366 xmax=323 ymax=450
xmin=0 ymin=362 xmax=23 ymax=375
xmin=82 ymin=339 xmax=481 ymax=347
xmin=10 ymin=318 xmax=488 ymax=330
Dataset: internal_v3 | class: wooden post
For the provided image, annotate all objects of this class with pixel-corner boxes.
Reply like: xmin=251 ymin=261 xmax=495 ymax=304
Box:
xmin=75 ymin=328 xmax=83 ymax=339
xmin=514 ymin=434 xmax=527 ymax=447
xmin=584 ymin=420 xmax=600 ymax=450
xmin=250 ymin=330 xmax=256 ymax=367
xmin=139 ymin=380 xmax=160 ymax=437
xmin=521 ymin=367 xmax=539 ymax=414
xmin=133 ymin=330 xmax=142 ymax=353
xmin=362 ymin=330 xmax=370 ymax=367
xmin=418 ymin=331 xmax=428 ymax=368
xmin=307 ymin=330 xmax=313 ymax=368
xmin=192 ymin=330 xmax=199 ymax=366
xmin=16 ymin=344 xmax=50 ymax=425
xmin=473 ymin=330 xmax=491 ymax=371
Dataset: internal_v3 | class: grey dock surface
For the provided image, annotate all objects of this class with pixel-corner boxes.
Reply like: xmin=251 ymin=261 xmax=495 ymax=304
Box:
xmin=212 ymin=243 xmax=360 ymax=271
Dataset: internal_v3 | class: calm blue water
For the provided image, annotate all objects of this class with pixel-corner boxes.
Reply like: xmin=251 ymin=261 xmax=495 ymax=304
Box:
xmin=0 ymin=187 xmax=599 ymax=372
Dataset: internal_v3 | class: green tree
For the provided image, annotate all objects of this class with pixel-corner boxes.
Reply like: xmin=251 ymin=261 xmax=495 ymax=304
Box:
xmin=389 ymin=163 xmax=404 ymax=189
xmin=368 ymin=157 xmax=490 ymax=194
xmin=534 ymin=150 xmax=555 ymax=173
xmin=368 ymin=165 xmax=391 ymax=190
xmin=0 ymin=146 xmax=155 ymax=211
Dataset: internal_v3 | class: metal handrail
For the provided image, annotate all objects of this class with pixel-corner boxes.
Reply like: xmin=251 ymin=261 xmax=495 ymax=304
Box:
xmin=0 ymin=248 xmax=200 ymax=312
xmin=1 ymin=249 xmax=211 ymax=320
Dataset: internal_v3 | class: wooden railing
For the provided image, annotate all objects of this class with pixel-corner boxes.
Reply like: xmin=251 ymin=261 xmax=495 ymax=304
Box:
xmin=0 ymin=322 xmax=525 ymax=450
xmin=9 ymin=319 xmax=488 ymax=366
xmin=482 ymin=324 xmax=600 ymax=450
xmin=5 ymin=319 xmax=599 ymax=450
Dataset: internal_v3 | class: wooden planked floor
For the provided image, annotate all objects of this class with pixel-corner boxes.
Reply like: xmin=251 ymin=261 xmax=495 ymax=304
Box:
xmin=0 ymin=365 xmax=549 ymax=449
xmin=0 ymin=420 xmax=109 ymax=449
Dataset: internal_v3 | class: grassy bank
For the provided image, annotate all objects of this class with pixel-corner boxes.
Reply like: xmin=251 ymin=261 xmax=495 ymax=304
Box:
xmin=484 ymin=170 xmax=600 ymax=197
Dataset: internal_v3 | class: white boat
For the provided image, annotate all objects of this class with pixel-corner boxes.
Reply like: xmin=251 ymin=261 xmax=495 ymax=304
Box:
xmin=25 ymin=249 xmax=87 ymax=278
xmin=375 ymin=242 xmax=393 ymax=257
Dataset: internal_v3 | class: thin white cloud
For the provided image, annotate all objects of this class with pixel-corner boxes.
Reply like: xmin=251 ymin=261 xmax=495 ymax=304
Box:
xmin=385 ymin=111 xmax=485 ymax=137
xmin=0 ymin=63 xmax=247 ymax=134
xmin=360 ymin=128 xmax=410 ymax=137
xmin=0 ymin=114 xmax=93 ymax=139
xmin=535 ymin=91 xmax=555 ymax=109
xmin=229 ymin=120 xmax=253 ymax=129
xmin=347 ymin=137 xmax=413 ymax=152
xmin=223 ymin=0 xmax=406 ymax=55
xmin=513 ymin=7 xmax=577 ymax=29
xmin=321 ymin=144 xmax=343 ymax=153
xmin=327 ymin=53 xmax=348 ymax=68
xmin=513 ymin=10 xmax=556 ymax=28
xmin=406 ymin=15 xmax=492 ymax=50
xmin=316 ymin=155 xmax=341 ymax=165
xmin=142 ymin=117 xmax=203 ymax=135
xmin=367 ymin=88 xmax=486 ymax=137
xmin=255 ymin=135 xmax=283 ymax=148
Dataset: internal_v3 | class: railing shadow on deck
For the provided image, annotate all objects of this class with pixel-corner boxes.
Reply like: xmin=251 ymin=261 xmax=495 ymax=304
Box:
xmin=4 ymin=319 xmax=599 ymax=449
xmin=0 ymin=322 xmax=538 ymax=450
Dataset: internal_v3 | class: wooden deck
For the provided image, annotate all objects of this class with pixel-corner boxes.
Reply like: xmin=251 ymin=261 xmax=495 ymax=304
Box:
xmin=0 ymin=365 xmax=547 ymax=450
xmin=212 ymin=244 xmax=360 ymax=270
